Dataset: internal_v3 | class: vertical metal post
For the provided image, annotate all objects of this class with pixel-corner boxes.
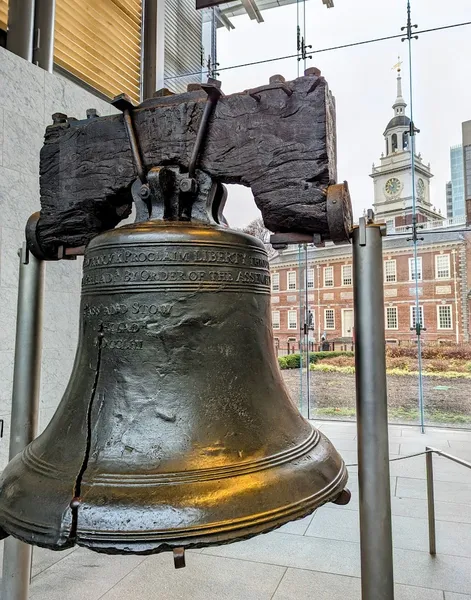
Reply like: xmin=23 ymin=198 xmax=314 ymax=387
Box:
xmin=33 ymin=0 xmax=55 ymax=72
xmin=353 ymin=218 xmax=394 ymax=600
xmin=142 ymin=0 xmax=166 ymax=99
xmin=7 ymin=0 xmax=36 ymax=61
xmin=297 ymin=244 xmax=304 ymax=415
xmin=425 ymin=448 xmax=437 ymax=555
xmin=304 ymin=243 xmax=311 ymax=419
xmin=1 ymin=244 xmax=44 ymax=600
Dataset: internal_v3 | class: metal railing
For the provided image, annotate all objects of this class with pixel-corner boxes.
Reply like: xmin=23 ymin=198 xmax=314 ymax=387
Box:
xmin=345 ymin=445 xmax=471 ymax=557
xmin=425 ymin=446 xmax=471 ymax=556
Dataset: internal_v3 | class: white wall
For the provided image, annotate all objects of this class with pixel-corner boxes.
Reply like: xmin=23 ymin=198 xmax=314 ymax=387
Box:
xmin=0 ymin=47 xmax=114 ymax=470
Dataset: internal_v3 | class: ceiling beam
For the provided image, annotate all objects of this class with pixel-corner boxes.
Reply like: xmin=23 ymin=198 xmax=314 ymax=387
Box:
xmin=214 ymin=6 xmax=235 ymax=30
xmin=241 ymin=0 xmax=264 ymax=22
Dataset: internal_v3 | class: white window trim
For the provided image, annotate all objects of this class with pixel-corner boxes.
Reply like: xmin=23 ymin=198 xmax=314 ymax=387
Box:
xmin=385 ymin=306 xmax=398 ymax=330
xmin=307 ymin=269 xmax=314 ymax=289
xmin=271 ymin=272 xmax=280 ymax=292
xmin=410 ymin=305 xmax=424 ymax=329
xmin=287 ymin=310 xmax=297 ymax=330
xmin=341 ymin=264 xmax=352 ymax=286
xmin=409 ymin=257 xmax=423 ymax=282
xmin=272 ymin=310 xmax=280 ymax=330
xmin=324 ymin=308 xmax=335 ymax=330
xmin=324 ymin=266 xmax=334 ymax=287
xmin=437 ymin=304 xmax=453 ymax=330
xmin=384 ymin=259 xmax=397 ymax=283
xmin=287 ymin=271 xmax=296 ymax=291
xmin=435 ymin=254 xmax=451 ymax=280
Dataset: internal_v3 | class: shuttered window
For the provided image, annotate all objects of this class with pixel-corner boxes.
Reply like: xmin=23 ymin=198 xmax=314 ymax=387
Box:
xmin=54 ymin=0 xmax=142 ymax=103
xmin=0 ymin=0 xmax=8 ymax=30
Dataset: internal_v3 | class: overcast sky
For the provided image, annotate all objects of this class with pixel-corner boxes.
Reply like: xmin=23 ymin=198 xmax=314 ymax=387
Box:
xmin=215 ymin=0 xmax=471 ymax=229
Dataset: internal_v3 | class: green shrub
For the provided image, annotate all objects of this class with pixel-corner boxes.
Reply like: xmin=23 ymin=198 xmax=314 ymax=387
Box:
xmin=278 ymin=354 xmax=301 ymax=369
xmin=278 ymin=351 xmax=354 ymax=369
xmin=313 ymin=351 xmax=354 ymax=361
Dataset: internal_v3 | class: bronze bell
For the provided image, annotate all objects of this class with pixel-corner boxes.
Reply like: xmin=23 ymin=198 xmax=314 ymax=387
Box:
xmin=0 ymin=189 xmax=348 ymax=556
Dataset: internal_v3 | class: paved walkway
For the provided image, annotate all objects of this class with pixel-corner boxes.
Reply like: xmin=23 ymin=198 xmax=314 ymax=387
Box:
xmin=1 ymin=421 xmax=471 ymax=599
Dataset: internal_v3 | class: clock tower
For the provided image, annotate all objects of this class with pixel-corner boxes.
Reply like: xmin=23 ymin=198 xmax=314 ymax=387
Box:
xmin=370 ymin=66 xmax=441 ymax=229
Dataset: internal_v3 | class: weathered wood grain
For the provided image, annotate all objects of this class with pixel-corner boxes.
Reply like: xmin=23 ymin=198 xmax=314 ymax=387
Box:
xmin=36 ymin=73 xmax=337 ymax=256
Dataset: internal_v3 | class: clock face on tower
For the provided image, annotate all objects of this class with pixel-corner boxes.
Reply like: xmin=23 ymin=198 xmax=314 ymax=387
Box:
xmin=416 ymin=178 xmax=425 ymax=199
xmin=384 ymin=177 xmax=402 ymax=198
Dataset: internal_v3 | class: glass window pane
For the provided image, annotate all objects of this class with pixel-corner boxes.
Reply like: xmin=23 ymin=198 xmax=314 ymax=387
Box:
xmin=324 ymin=266 xmax=334 ymax=287
xmin=324 ymin=308 xmax=335 ymax=329
xmin=385 ymin=306 xmax=398 ymax=329
xmin=272 ymin=310 xmax=280 ymax=329
xmin=437 ymin=305 xmax=453 ymax=329
xmin=435 ymin=254 xmax=450 ymax=279
xmin=342 ymin=265 xmax=352 ymax=286
xmin=384 ymin=260 xmax=397 ymax=283
xmin=287 ymin=271 xmax=296 ymax=290
xmin=288 ymin=310 xmax=297 ymax=329
xmin=272 ymin=272 xmax=280 ymax=291
xmin=409 ymin=257 xmax=422 ymax=281
xmin=307 ymin=269 xmax=314 ymax=288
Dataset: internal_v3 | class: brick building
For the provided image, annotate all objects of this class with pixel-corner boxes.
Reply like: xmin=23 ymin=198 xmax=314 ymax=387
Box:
xmin=269 ymin=68 xmax=471 ymax=354
xmin=269 ymin=229 xmax=471 ymax=353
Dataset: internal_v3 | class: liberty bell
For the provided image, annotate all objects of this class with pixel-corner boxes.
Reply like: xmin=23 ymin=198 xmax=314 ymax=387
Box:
xmin=0 ymin=80 xmax=350 ymax=561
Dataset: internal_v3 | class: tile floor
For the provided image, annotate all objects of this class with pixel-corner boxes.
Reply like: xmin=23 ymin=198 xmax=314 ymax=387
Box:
xmin=1 ymin=420 xmax=471 ymax=599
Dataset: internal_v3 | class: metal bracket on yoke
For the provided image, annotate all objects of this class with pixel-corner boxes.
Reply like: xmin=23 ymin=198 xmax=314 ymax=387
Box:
xmin=270 ymin=181 xmax=353 ymax=250
xmin=180 ymin=78 xmax=224 ymax=200
xmin=270 ymin=232 xmax=324 ymax=251
xmin=247 ymin=75 xmax=293 ymax=102
xmin=111 ymin=94 xmax=151 ymax=207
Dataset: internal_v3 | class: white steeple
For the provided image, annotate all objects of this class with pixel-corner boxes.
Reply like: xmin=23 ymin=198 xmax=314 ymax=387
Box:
xmin=383 ymin=59 xmax=410 ymax=156
xmin=392 ymin=65 xmax=407 ymax=117
xmin=370 ymin=60 xmax=439 ymax=227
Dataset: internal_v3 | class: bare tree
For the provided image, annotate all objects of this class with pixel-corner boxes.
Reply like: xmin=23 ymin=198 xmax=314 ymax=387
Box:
xmin=242 ymin=218 xmax=276 ymax=259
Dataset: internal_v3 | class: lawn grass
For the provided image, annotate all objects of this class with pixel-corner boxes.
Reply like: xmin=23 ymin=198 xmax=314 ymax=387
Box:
xmin=314 ymin=406 xmax=471 ymax=424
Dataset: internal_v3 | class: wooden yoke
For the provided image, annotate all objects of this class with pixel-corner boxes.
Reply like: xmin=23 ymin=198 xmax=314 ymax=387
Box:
xmin=29 ymin=69 xmax=352 ymax=259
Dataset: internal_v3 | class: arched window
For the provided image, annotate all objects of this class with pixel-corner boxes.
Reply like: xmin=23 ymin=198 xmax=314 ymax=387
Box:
xmin=386 ymin=138 xmax=389 ymax=155
xmin=391 ymin=134 xmax=398 ymax=152
xmin=403 ymin=132 xmax=409 ymax=150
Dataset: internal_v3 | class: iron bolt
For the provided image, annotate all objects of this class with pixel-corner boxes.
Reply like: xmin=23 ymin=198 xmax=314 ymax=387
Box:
xmin=180 ymin=177 xmax=198 ymax=194
xmin=86 ymin=108 xmax=100 ymax=119
xmin=51 ymin=112 xmax=68 ymax=125
xmin=304 ymin=67 xmax=321 ymax=77
xmin=139 ymin=184 xmax=151 ymax=199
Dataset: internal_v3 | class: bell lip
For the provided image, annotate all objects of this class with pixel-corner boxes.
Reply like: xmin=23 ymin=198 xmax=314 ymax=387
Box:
xmin=0 ymin=462 xmax=348 ymax=555
xmin=72 ymin=461 xmax=348 ymax=555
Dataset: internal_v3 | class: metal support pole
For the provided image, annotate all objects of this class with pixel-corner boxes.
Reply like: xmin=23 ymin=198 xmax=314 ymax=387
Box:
xmin=425 ymin=448 xmax=436 ymax=556
xmin=33 ymin=0 xmax=55 ymax=71
xmin=353 ymin=217 xmax=394 ymax=600
xmin=304 ymin=243 xmax=311 ymax=419
xmin=142 ymin=0 xmax=166 ymax=99
xmin=7 ymin=0 xmax=36 ymax=61
xmin=1 ymin=244 xmax=44 ymax=600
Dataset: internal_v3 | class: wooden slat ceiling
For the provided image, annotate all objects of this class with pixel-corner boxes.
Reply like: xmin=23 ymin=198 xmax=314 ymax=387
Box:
xmin=54 ymin=0 xmax=142 ymax=103
xmin=0 ymin=0 xmax=8 ymax=30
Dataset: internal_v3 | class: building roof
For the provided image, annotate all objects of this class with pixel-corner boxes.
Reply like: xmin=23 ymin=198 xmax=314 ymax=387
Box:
xmin=384 ymin=114 xmax=410 ymax=134
xmin=270 ymin=230 xmax=466 ymax=266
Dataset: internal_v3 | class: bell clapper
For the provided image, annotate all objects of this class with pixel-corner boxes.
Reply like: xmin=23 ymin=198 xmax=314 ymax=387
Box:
xmin=332 ymin=488 xmax=351 ymax=506
xmin=173 ymin=547 xmax=186 ymax=569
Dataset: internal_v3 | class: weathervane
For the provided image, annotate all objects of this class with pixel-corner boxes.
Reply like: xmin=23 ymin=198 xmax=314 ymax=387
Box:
xmin=392 ymin=56 xmax=403 ymax=73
